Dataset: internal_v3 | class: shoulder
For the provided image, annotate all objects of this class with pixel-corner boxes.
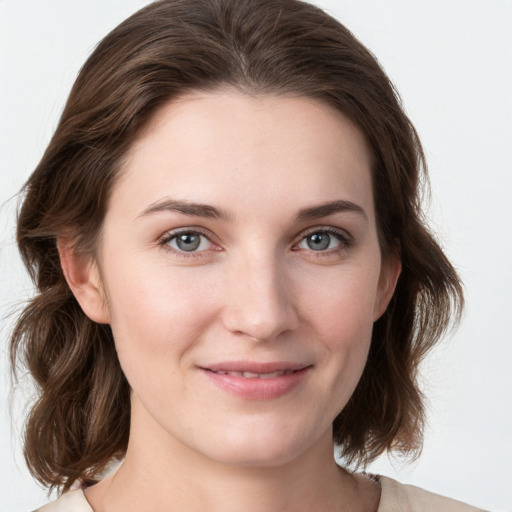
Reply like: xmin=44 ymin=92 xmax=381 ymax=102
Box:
xmin=33 ymin=489 xmax=92 ymax=512
xmin=378 ymin=476 xmax=489 ymax=512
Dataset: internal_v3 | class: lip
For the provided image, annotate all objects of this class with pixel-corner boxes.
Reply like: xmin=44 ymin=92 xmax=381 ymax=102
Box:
xmin=199 ymin=361 xmax=312 ymax=400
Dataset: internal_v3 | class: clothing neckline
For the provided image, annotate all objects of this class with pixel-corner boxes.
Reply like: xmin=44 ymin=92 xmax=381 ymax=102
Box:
xmin=41 ymin=473 xmax=394 ymax=512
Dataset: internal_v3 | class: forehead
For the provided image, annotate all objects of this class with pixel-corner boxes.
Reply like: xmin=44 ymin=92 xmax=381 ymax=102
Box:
xmin=110 ymin=90 xmax=374 ymax=222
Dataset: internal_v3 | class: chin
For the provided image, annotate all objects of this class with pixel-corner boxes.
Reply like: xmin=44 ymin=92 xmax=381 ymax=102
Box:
xmin=199 ymin=421 xmax=323 ymax=468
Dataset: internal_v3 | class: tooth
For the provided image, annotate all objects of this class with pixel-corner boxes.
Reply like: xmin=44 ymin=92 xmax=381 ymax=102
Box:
xmin=214 ymin=369 xmax=297 ymax=378
xmin=259 ymin=371 xmax=279 ymax=379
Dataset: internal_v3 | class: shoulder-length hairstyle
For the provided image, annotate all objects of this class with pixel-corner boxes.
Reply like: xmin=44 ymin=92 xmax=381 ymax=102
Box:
xmin=11 ymin=0 xmax=463 ymax=493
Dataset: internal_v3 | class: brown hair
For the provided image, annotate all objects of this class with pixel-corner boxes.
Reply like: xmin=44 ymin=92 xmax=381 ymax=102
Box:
xmin=11 ymin=0 xmax=463 ymax=492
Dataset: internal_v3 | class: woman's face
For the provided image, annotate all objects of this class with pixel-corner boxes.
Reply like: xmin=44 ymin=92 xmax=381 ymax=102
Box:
xmin=83 ymin=91 xmax=399 ymax=467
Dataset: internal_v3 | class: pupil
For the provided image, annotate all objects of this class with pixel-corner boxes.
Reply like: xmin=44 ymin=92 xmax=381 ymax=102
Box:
xmin=307 ymin=233 xmax=330 ymax=251
xmin=177 ymin=233 xmax=200 ymax=251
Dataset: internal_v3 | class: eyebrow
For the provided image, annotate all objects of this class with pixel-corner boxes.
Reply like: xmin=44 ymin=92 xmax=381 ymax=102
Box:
xmin=138 ymin=198 xmax=366 ymax=222
xmin=138 ymin=198 xmax=231 ymax=220
xmin=296 ymin=199 xmax=367 ymax=222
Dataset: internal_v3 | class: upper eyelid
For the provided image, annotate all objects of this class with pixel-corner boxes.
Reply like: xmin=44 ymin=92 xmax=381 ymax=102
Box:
xmin=160 ymin=225 xmax=351 ymax=236
xmin=301 ymin=226 xmax=349 ymax=235
xmin=160 ymin=226 xmax=214 ymax=242
xmin=295 ymin=225 xmax=352 ymax=242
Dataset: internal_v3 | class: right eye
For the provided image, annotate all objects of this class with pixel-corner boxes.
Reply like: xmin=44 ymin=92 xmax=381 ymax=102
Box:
xmin=161 ymin=230 xmax=214 ymax=254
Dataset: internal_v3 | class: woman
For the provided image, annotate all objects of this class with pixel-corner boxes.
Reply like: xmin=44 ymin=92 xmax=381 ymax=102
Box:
xmin=9 ymin=0 xmax=486 ymax=510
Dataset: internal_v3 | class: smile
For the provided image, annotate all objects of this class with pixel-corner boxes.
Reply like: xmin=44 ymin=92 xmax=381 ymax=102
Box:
xmin=200 ymin=362 xmax=311 ymax=400
xmin=210 ymin=369 xmax=296 ymax=378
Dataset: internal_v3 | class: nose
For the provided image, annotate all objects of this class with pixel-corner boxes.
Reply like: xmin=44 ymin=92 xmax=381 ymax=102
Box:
xmin=221 ymin=251 xmax=299 ymax=343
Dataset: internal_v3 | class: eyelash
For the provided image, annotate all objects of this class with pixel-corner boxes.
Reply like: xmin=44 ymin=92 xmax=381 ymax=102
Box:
xmin=295 ymin=227 xmax=354 ymax=257
xmin=158 ymin=227 xmax=216 ymax=259
xmin=158 ymin=227 xmax=353 ymax=259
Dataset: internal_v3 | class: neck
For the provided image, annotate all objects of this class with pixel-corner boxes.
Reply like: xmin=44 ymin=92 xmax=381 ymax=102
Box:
xmin=85 ymin=404 xmax=378 ymax=512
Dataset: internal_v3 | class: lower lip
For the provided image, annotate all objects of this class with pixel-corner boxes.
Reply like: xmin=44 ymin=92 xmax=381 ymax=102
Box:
xmin=201 ymin=367 xmax=310 ymax=400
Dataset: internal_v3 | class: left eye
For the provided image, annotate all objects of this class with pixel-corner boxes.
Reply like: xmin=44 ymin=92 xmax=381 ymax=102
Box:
xmin=297 ymin=231 xmax=344 ymax=251
xmin=165 ymin=231 xmax=212 ymax=252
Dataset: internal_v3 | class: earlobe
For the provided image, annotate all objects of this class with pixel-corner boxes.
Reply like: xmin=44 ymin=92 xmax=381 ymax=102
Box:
xmin=373 ymin=252 xmax=402 ymax=321
xmin=57 ymin=238 xmax=110 ymax=324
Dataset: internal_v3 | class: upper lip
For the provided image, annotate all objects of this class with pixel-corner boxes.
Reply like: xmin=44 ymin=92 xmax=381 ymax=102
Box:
xmin=200 ymin=361 xmax=311 ymax=373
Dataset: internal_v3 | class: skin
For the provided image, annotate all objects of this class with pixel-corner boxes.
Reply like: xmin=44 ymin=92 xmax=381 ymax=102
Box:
xmin=60 ymin=90 xmax=401 ymax=512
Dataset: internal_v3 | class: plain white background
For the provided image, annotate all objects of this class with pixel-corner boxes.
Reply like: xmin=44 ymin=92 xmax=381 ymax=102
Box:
xmin=1 ymin=1 xmax=511 ymax=510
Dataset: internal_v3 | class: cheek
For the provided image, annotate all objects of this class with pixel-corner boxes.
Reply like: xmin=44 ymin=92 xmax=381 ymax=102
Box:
xmin=299 ymin=264 xmax=379 ymax=400
xmin=301 ymin=263 xmax=380 ymax=342
xmin=102 ymin=258 xmax=220 ymax=383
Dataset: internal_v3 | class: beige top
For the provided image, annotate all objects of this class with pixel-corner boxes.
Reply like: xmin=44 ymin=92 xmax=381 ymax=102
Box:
xmin=34 ymin=476 xmax=488 ymax=511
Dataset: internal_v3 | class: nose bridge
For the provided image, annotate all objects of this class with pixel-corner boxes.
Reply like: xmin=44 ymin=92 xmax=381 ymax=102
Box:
xmin=222 ymin=245 xmax=298 ymax=341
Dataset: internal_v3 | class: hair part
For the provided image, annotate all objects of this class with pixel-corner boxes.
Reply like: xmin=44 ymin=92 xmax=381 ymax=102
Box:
xmin=11 ymin=0 xmax=463 ymax=492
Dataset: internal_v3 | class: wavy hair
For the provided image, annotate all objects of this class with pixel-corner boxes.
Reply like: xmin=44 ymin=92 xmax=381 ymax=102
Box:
xmin=10 ymin=0 xmax=463 ymax=492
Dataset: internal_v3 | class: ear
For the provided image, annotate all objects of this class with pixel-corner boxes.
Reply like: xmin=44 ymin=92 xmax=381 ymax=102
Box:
xmin=373 ymin=251 xmax=402 ymax=321
xmin=57 ymin=238 xmax=110 ymax=324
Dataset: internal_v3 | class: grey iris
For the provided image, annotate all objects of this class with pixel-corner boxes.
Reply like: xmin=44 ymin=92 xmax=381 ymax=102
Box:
xmin=176 ymin=233 xmax=201 ymax=251
xmin=307 ymin=233 xmax=330 ymax=251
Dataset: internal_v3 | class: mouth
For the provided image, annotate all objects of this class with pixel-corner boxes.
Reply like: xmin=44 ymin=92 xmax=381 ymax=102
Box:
xmin=208 ymin=369 xmax=297 ymax=378
xmin=199 ymin=361 xmax=312 ymax=400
